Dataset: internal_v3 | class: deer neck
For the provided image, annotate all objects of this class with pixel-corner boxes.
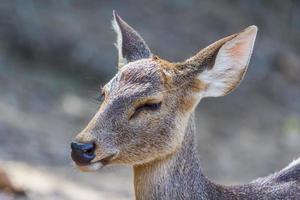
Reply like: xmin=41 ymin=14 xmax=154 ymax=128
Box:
xmin=133 ymin=113 xmax=223 ymax=200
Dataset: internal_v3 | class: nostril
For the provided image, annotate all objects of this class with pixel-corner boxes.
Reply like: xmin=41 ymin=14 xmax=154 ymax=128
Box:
xmin=84 ymin=147 xmax=94 ymax=155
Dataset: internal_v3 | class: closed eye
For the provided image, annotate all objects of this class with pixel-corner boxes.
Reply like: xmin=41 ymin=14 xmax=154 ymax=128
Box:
xmin=130 ymin=102 xmax=162 ymax=119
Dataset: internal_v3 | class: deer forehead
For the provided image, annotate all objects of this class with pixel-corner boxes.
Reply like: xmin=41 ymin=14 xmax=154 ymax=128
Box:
xmin=105 ymin=59 xmax=165 ymax=97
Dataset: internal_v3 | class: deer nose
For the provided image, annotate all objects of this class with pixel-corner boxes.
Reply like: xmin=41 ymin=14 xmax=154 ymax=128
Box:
xmin=71 ymin=141 xmax=96 ymax=165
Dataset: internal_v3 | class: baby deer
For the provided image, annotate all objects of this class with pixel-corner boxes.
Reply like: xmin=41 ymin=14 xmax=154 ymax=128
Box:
xmin=71 ymin=11 xmax=300 ymax=200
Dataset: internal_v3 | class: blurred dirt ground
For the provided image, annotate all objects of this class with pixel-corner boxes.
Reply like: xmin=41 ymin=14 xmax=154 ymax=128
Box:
xmin=0 ymin=0 xmax=300 ymax=199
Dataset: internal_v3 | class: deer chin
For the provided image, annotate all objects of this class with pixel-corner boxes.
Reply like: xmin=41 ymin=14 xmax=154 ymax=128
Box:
xmin=76 ymin=162 xmax=103 ymax=172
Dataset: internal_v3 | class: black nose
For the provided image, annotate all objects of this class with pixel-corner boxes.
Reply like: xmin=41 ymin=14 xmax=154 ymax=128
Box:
xmin=71 ymin=142 xmax=96 ymax=165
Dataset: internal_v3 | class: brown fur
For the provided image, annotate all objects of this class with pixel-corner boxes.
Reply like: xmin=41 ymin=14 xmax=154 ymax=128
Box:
xmin=179 ymin=96 xmax=197 ymax=113
xmin=155 ymin=56 xmax=176 ymax=70
xmin=191 ymin=78 xmax=207 ymax=92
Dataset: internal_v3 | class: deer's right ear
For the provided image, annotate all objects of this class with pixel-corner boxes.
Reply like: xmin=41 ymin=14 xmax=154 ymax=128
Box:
xmin=112 ymin=11 xmax=152 ymax=69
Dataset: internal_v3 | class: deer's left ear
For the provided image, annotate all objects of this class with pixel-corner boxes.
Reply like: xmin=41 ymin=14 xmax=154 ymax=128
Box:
xmin=178 ymin=25 xmax=257 ymax=98
xmin=112 ymin=11 xmax=152 ymax=69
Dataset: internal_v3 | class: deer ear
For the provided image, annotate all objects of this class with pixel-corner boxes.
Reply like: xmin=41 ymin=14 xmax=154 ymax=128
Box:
xmin=112 ymin=11 xmax=152 ymax=69
xmin=179 ymin=25 xmax=257 ymax=98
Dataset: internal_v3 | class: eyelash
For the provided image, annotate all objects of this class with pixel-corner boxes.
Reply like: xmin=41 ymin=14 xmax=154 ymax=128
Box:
xmin=130 ymin=102 xmax=162 ymax=119
xmin=95 ymin=92 xmax=105 ymax=103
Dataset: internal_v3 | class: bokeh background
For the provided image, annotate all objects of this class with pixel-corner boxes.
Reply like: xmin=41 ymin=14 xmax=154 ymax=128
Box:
xmin=0 ymin=0 xmax=300 ymax=199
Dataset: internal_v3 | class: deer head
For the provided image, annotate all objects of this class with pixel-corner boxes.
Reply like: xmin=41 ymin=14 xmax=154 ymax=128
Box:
xmin=71 ymin=11 xmax=257 ymax=171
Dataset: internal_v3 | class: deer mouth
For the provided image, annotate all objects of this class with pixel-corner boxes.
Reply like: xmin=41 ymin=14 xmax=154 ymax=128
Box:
xmin=75 ymin=153 xmax=117 ymax=172
xmin=93 ymin=153 xmax=117 ymax=166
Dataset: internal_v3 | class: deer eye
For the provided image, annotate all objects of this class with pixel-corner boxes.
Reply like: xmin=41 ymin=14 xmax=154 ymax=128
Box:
xmin=130 ymin=102 xmax=162 ymax=119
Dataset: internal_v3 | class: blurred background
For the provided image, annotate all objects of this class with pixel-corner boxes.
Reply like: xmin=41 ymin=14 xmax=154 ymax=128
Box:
xmin=0 ymin=0 xmax=300 ymax=199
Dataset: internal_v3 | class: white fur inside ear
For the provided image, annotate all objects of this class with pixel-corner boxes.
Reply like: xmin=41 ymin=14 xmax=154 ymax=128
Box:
xmin=112 ymin=17 xmax=127 ymax=68
xmin=199 ymin=26 xmax=257 ymax=97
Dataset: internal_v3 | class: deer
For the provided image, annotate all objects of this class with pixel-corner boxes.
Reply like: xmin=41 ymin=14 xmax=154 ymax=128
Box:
xmin=71 ymin=11 xmax=300 ymax=200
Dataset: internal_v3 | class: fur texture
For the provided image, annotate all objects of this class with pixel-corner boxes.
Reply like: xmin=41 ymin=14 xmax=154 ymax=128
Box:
xmin=72 ymin=12 xmax=300 ymax=200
